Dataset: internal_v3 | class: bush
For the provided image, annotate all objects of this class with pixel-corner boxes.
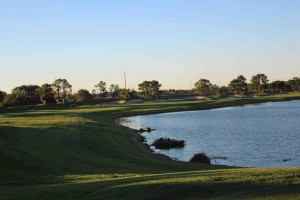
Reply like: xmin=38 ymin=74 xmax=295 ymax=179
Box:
xmin=190 ymin=152 xmax=211 ymax=164
xmin=151 ymin=137 xmax=185 ymax=149
xmin=137 ymin=127 xmax=156 ymax=133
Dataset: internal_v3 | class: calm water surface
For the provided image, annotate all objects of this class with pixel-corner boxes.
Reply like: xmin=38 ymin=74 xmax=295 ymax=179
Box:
xmin=118 ymin=100 xmax=300 ymax=167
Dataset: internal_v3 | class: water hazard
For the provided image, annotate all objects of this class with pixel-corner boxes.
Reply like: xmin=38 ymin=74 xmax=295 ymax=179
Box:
xmin=118 ymin=100 xmax=300 ymax=167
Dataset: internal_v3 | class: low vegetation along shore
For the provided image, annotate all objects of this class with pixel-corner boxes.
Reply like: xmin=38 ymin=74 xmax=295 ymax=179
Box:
xmin=1 ymin=93 xmax=300 ymax=199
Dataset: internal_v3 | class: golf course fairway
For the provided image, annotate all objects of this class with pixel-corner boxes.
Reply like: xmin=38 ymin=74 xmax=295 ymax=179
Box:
xmin=1 ymin=93 xmax=300 ymax=199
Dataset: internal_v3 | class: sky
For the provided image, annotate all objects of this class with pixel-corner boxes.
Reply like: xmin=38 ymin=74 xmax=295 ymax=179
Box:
xmin=1 ymin=0 xmax=300 ymax=93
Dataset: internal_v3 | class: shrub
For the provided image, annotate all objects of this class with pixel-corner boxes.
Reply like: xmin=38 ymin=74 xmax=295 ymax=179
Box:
xmin=190 ymin=152 xmax=211 ymax=164
xmin=151 ymin=137 xmax=185 ymax=149
xmin=137 ymin=127 xmax=155 ymax=133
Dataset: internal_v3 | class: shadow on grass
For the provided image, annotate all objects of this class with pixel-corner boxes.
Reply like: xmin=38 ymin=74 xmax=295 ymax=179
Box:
xmin=0 ymin=124 xmax=225 ymax=187
xmin=1 ymin=172 xmax=300 ymax=200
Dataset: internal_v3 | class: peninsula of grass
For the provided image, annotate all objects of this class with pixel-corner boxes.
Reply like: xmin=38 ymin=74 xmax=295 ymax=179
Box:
xmin=151 ymin=137 xmax=185 ymax=149
xmin=1 ymin=93 xmax=300 ymax=199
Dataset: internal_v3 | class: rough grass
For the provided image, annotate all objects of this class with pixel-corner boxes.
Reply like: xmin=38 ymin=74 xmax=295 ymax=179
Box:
xmin=1 ymin=93 xmax=300 ymax=199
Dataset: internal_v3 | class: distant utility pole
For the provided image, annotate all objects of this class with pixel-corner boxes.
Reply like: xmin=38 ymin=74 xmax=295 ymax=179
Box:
xmin=124 ymin=70 xmax=127 ymax=90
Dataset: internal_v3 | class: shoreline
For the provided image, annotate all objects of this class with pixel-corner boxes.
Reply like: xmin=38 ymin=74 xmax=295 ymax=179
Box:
xmin=112 ymin=95 xmax=300 ymax=165
xmin=118 ymin=124 xmax=173 ymax=160
xmin=112 ymin=95 xmax=300 ymax=119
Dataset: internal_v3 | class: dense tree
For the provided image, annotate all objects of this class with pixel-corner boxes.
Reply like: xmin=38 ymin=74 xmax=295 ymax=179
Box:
xmin=286 ymin=79 xmax=296 ymax=92
xmin=218 ymin=86 xmax=229 ymax=97
xmin=109 ymin=84 xmax=120 ymax=99
xmin=0 ymin=90 xmax=7 ymax=102
xmin=228 ymin=75 xmax=248 ymax=95
xmin=2 ymin=85 xmax=40 ymax=106
xmin=209 ymin=85 xmax=230 ymax=97
xmin=210 ymin=84 xmax=220 ymax=96
xmin=117 ymin=88 xmax=137 ymax=99
xmin=285 ymin=77 xmax=300 ymax=92
xmin=15 ymin=85 xmax=40 ymax=105
xmin=269 ymin=81 xmax=286 ymax=94
xmin=75 ymin=89 xmax=93 ymax=102
xmin=138 ymin=81 xmax=150 ymax=99
xmin=39 ymin=84 xmax=56 ymax=104
xmin=289 ymin=77 xmax=300 ymax=91
xmin=128 ymin=89 xmax=138 ymax=99
xmin=162 ymin=89 xmax=191 ymax=95
xmin=249 ymin=75 xmax=260 ymax=94
xmin=52 ymin=79 xmax=72 ymax=103
xmin=194 ymin=79 xmax=211 ymax=96
xmin=118 ymin=89 xmax=130 ymax=99
xmin=92 ymin=89 xmax=96 ymax=96
xmin=95 ymin=81 xmax=107 ymax=97
xmin=138 ymin=80 xmax=162 ymax=99
xmin=249 ymin=74 xmax=269 ymax=94
xmin=2 ymin=94 xmax=20 ymax=107
xmin=149 ymin=80 xmax=161 ymax=99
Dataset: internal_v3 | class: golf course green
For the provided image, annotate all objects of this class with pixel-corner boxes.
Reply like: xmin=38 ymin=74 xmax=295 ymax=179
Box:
xmin=1 ymin=93 xmax=300 ymax=199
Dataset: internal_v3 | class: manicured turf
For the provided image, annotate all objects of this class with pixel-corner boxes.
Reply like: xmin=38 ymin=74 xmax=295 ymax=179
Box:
xmin=1 ymin=93 xmax=300 ymax=199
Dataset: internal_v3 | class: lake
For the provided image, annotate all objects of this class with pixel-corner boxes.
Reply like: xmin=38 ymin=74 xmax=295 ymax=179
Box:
xmin=118 ymin=100 xmax=300 ymax=167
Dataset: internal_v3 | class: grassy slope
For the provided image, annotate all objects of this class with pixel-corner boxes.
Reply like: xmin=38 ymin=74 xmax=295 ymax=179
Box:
xmin=0 ymin=93 xmax=300 ymax=199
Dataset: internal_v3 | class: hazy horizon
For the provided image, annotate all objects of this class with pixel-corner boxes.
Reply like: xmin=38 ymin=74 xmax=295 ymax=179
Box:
xmin=1 ymin=0 xmax=300 ymax=93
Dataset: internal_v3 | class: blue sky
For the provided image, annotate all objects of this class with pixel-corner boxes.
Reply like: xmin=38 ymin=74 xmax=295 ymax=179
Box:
xmin=1 ymin=0 xmax=300 ymax=92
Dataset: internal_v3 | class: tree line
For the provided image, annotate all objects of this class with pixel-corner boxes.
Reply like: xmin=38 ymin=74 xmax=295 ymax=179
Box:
xmin=0 ymin=74 xmax=299 ymax=107
xmin=193 ymin=74 xmax=300 ymax=97
xmin=0 ymin=79 xmax=162 ymax=107
xmin=0 ymin=79 xmax=72 ymax=107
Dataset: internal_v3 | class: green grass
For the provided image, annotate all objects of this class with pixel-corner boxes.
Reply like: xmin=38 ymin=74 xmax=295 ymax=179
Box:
xmin=1 ymin=93 xmax=300 ymax=199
